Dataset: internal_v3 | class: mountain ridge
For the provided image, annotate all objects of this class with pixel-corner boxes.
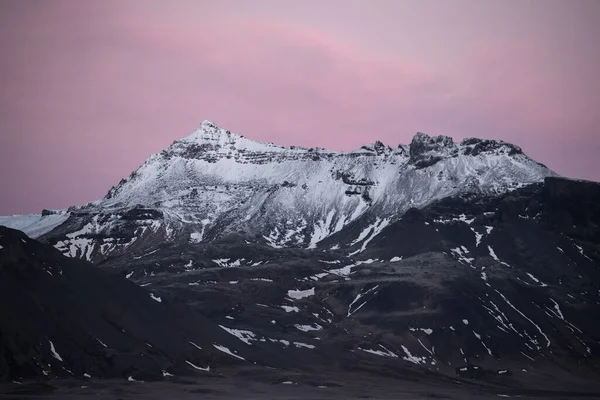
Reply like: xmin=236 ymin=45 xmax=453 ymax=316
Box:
xmin=0 ymin=120 xmax=556 ymax=261
xmin=1 ymin=122 xmax=599 ymax=393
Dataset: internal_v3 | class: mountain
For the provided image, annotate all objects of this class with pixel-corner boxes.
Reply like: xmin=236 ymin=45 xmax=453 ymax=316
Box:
xmin=1 ymin=121 xmax=554 ymax=262
xmin=0 ymin=226 xmax=271 ymax=381
xmin=1 ymin=121 xmax=599 ymax=395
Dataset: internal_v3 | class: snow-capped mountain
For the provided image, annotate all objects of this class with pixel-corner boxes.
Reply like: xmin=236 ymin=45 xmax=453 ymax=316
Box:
xmin=1 ymin=121 xmax=599 ymax=393
xmin=0 ymin=120 xmax=555 ymax=261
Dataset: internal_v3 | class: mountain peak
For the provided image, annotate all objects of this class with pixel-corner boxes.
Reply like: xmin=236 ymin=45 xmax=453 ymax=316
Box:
xmin=409 ymin=132 xmax=457 ymax=168
xmin=174 ymin=120 xmax=249 ymax=150
xmin=200 ymin=119 xmax=219 ymax=128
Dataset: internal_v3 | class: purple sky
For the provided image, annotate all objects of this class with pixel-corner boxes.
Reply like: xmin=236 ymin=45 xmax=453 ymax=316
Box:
xmin=1 ymin=0 xmax=599 ymax=215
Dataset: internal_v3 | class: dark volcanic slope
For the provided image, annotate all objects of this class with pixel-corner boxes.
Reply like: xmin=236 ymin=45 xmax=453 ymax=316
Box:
xmin=0 ymin=227 xmax=269 ymax=381
xmin=78 ymin=177 xmax=600 ymax=391
xmin=1 ymin=178 xmax=600 ymax=394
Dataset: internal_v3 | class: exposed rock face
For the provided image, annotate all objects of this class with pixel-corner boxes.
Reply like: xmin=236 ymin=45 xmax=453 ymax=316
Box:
xmin=461 ymin=137 xmax=523 ymax=157
xmin=409 ymin=132 xmax=457 ymax=168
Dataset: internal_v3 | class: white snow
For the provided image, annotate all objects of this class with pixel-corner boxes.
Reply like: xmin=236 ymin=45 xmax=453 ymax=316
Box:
xmin=186 ymin=360 xmax=210 ymax=371
xmin=219 ymin=325 xmax=257 ymax=345
xmin=96 ymin=338 xmax=108 ymax=348
xmin=83 ymin=373 xmax=91 ymax=378
xmin=268 ymin=338 xmax=290 ymax=347
xmin=48 ymin=340 xmax=63 ymax=362
xmin=294 ymin=323 xmax=322 ymax=332
xmin=526 ymin=272 xmax=547 ymax=287
xmin=349 ymin=218 xmax=390 ymax=254
xmin=281 ymin=305 xmax=300 ymax=313
xmin=359 ymin=346 xmax=398 ymax=358
xmin=462 ymin=319 xmax=469 ymax=325
xmin=574 ymin=243 xmax=593 ymax=261
xmin=347 ymin=285 xmax=380 ymax=317
xmin=189 ymin=232 xmax=203 ymax=243
xmin=6 ymin=122 xmax=554 ymax=264
xmin=488 ymin=245 xmax=511 ymax=267
xmin=150 ymin=293 xmax=162 ymax=303
xmin=308 ymin=272 xmax=329 ymax=281
xmin=287 ymin=287 xmax=315 ymax=300
xmin=471 ymin=228 xmax=483 ymax=246
xmin=451 ymin=247 xmax=474 ymax=265
xmin=0 ymin=212 xmax=69 ymax=238
xmin=328 ymin=260 xmax=372 ymax=278
xmin=189 ymin=341 xmax=202 ymax=350
xmin=409 ymin=327 xmax=433 ymax=335
xmin=400 ymin=345 xmax=427 ymax=365
xmin=434 ymin=214 xmax=475 ymax=225
xmin=308 ymin=209 xmax=337 ymax=249
xmin=213 ymin=344 xmax=245 ymax=360
xmin=495 ymin=290 xmax=551 ymax=348
xmin=125 ymin=271 xmax=134 ymax=279
xmin=213 ymin=258 xmax=243 ymax=268
xmin=549 ymin=299 xmax=565 ymax=320
xmin=390 ymin=256 xmax=402 ymax=262
xmin=162 ymin=370 xmax=174 ymax=377
xmin=293 ymin=342 xmax=316 ymax=349
xmin=473 ymin=331 xmax=493 ymax=356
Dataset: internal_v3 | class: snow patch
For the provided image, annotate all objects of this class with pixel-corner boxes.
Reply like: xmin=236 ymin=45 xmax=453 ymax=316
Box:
xmin=400 ymin=345 xmax=427 ymax=365
xmin=186 ymin=360 xmax=210 ymax=371
xmin=219 ymin=325 xmax=257 ymax=345
xmin=213 ymin=344 xmax=245 ymax=360
xmin=48 ymin=340 xmax=63 ymax=362
xmin=359 ymin=346 xmax=398 ymax=358
xmin=294 ymin=324 xmax=322 ymax=332
xmin=488 ymin=245 xmax=511 ymax=267
xmin=287 ymin=287 xmax=315 ymax=299
xmin=409 ymin=327 xmax=433 ymax=335
xmin=150 ymin=293 xmax=162 ymax=303
xmin=189 ymin=341 xmax=202 ymax=350
xmin=293 ymin=342 xmax=316 ymax=349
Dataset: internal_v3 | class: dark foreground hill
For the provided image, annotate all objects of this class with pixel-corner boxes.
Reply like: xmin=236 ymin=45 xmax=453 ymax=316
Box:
xmin=0 ymin=226 xmax=265 ymax=382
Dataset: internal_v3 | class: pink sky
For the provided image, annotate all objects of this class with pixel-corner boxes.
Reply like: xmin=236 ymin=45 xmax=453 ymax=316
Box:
xmin=1 ymin=0 xmax=599 ymax=214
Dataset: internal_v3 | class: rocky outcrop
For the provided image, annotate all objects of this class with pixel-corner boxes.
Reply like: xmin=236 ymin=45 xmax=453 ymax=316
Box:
xmin=409 ymin=132 xmax=458 ymax=168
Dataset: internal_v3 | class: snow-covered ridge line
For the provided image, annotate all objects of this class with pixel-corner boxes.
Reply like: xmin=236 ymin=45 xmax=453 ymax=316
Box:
xmin=1 ymin=119 xmax=557 ymax=260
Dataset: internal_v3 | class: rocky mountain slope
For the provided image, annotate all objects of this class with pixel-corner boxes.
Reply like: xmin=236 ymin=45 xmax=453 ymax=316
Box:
xmin=1 ymin=122 xmax=599 ymax=394
xmin=1 ymin=121 xmax=554 ymax=262
xmin=0 ymin=226 xmax=262 ymax=381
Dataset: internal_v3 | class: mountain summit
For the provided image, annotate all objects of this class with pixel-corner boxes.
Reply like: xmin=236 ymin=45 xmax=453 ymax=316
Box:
xmin=1 ymin=121 xmax=554 ymax=259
